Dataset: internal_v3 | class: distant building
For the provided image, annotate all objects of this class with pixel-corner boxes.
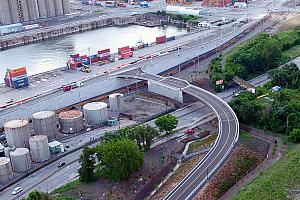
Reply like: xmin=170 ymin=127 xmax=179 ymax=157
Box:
xmin=0 ymin=0 xmax=70 ymax=25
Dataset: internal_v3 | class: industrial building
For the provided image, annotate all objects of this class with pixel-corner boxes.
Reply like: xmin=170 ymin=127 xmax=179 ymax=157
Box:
xmin=0 ymin=0 xmax=70 ymax=25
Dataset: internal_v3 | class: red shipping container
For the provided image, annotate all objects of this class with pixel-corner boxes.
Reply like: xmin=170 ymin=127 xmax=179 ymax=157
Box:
xmin=118 ymin=46 xmax=130 ymax=54
xmin=121 ymin=51 xmax=133 ymax=59
xmin=9 ymin=70 xmax=27 ymax=78
xmin=70 ymin=54 xmax=80 ymax=58
xmin=98 ymin=48 xmax=110 ymax=54
xmin=99 ymin=55 xmax=110 ymax=61
xmin=156 ymin=36 xmax=166 ymax=44
xmin=91 ymin=57 xmax=100 ymax=63
xmin=81 ymin=55 xmax=88 ymax=59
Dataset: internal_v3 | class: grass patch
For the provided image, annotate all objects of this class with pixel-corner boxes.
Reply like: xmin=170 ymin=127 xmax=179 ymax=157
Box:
xmin=232 ymin=143 xmax=300 ymax=200
xmin=283 ymin=44 xmax=300 ymax=61
xmin=187 ymin=134 xmax=217 ymax=154
xmin=55 ymin=194 xmax=78 ymax=200
xmin=240 ymin=131 xmax=252 ymax=139
xmin=53 ymin=179 xmax=81 ymax=194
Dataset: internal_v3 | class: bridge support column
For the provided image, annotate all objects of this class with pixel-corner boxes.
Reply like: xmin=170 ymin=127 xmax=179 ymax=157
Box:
xmin=148 ymin=80 xmax=183 ymax=103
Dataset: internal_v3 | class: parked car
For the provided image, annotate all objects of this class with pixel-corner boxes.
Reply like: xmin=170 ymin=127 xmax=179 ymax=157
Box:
xmin=185 ymin=129 xmax=194 ymax=134
xmin=12 ymin=187 xmax=22 ymax=195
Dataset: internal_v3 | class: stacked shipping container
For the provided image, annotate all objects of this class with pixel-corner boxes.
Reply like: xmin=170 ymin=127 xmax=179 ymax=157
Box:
xmin=67 ymin=54 xmax=82 ymax=70
xmin=4 ymin=66 xmax=29 ymax=89
xmin=118 ymin=46 xmax=133 ymax=59
xmin=98 ymin=49 xmax=111 ymax=61
xmin=156 ymin=36 xmax=167 ymax=44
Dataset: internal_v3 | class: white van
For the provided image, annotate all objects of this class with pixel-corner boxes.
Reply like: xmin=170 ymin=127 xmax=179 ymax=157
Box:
xmin=198 ymin=21 xmax=211 ymax=28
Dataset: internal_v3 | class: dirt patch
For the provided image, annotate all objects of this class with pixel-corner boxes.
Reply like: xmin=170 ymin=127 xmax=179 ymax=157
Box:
xmin=278 ymin=14 xmax=300 ymax=31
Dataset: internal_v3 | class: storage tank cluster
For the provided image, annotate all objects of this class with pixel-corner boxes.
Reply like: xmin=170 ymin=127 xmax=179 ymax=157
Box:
xmin=109 ymin=93 xmax=124 ymax=112
xmin=0 ymin=0 xmax=70 ymax=25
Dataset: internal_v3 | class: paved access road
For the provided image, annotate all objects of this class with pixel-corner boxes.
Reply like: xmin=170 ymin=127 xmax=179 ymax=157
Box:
xmin=118 ymin=68 xmax=239 ymax=200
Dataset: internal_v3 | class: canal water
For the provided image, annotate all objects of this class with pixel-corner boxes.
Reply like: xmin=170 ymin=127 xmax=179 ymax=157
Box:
xmin=0 ymin=25 xmax=187 ymax=83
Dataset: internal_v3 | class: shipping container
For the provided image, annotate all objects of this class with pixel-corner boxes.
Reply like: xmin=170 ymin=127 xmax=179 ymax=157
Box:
xmin=90 ymin=57 xmax=100 ymax=63
xmin=118 ymin=46 xmax=130 ymax=54
xmin=70 ymin=54 xmax=80 ymax=58
xmin=7 ymin=66 xmax=26 ymax=73
xmin=120 ymin=51 xmax=133 ymax=59
xmin=167 ymin=36 xmax=176 ymax=42
xmin=11 ymin=74 xmax=28 ymax=81
xmin=156 ymin=36 xmax=166 ymax=44
xmin=12 ymin=78 xmax=29 ymax=89
xmin=98 ymin=48 xmax=110 ymax=54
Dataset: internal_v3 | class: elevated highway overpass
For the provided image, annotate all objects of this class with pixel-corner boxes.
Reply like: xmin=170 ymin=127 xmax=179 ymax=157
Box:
xmin=117 ymin=67 xmax=239 ymax=199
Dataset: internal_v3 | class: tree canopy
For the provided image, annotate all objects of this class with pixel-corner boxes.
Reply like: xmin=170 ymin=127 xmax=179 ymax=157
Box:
xmin=94 ymin=139 xmax=144 ymax=181
xmin=155 ymin=114 xmax=178 ymax=134
xmin=78 ymin=146 xmax=95 ymax=183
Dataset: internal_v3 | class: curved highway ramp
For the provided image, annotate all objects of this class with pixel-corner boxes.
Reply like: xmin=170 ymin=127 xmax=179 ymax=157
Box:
xmin=117 ymin=68 xmax=239 ymax=200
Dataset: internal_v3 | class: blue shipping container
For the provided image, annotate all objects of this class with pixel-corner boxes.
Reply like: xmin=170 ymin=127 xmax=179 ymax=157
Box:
xmin=89 ymin=54 xmax=97 ymax=59
xmin=167 ymin=36 xmax=176 ymax=42
xmin=12 ymin=78 xmax=29 ymax=89
xmin=73 ymin=57 xmax=81 ymax=62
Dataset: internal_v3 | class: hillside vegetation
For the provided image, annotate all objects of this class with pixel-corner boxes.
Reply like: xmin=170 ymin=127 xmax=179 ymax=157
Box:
xmin=232 ymin=143 xmax=300 ymax=200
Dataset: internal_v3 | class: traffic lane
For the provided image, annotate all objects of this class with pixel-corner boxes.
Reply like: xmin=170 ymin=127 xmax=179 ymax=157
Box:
xmin=0 ymin=150 xmax=82 ymax=200
xmin=20 ymin=161 xmax=80 ymax=199
xmin=163 ymin=87 xmax=237 ymax=199
xmin=170 ymin=121 xmax=231 ymax=200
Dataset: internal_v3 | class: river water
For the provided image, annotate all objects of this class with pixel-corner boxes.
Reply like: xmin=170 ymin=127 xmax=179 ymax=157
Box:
xmin=0 ymin=25 xmax=187 ymax=83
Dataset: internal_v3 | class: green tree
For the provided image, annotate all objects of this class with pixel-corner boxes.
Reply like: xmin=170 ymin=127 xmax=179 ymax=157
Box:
xmin=134 ymin=125 xmax=160 ymax=150
xmin=95 ymin=139 xmax=144 ymax=181
xmin=155 ymin=114 xmax=178 ymax=134
xmin=78 ymin=146 xmax=95 ymax=183
xmin=288 ymin=129 xmax=300 ymax=143
xmin=24 ymin=190 xmax=51 ymax=200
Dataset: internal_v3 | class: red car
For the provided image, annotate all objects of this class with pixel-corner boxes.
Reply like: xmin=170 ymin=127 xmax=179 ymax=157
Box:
xmin=185 ymin=129 xmax=194 ymax=134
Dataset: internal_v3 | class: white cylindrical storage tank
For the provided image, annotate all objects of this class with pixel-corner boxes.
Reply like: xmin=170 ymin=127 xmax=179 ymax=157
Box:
xmin=109 ymin=93 xmax=124 ymax=112
xmin=37 ymin=0 xmax=47 ymax=18
xmin=32 ymin=111 xmax=58 ymax=141
xmin=83 ymin=102 xmax=108 ymax=126
xmin=61 ymin=0 xmax=70 ymax=14
xmin=0 ymin=157 xmax=12 ymax=183
xmin=20 ymin=0 xmax=30 ymax=21
xmin=27 ymin=0 xmax=39 ymax=20
xmin=46 ymin=0 xmax=56 ymax=17
xmin=29 ymin=135 xmax=50 ymax=163
xmin=58 ymin=110 xmax=84 ymax=134
xmin=10 ymin=148 xmax=31 ymax=172
xmin=8 ymin=0 xmax=21 ymax=23
xmin=4 ymin=119 xmax=31 ymax=148
xmin=0 ymin=0 xmax=12 ymax=24
xmin=54 ymin=0 xmax=64 ymax=16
